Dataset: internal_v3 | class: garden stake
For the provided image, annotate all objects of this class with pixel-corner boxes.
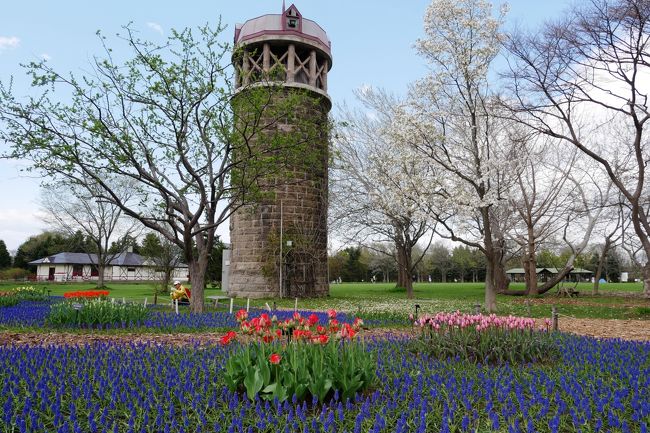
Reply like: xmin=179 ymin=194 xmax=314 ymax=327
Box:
xmin=246 ymin=298 xmax=250 ymax=312
xmin=229 ymin=298 xmax=234 ymax=314
xmin=175 ymin=300 xmax=179 ymax=315
xmin=294 ymin=297 xmax=298 ymax=312
xmin=144 ymin=298 xmax=147 ymax=307
xmin=552 ymin=306 xmax=558 ymax=331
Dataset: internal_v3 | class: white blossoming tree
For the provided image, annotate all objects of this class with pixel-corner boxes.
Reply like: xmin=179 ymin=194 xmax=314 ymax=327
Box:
xmin=390 ymin=0 xmax=513 ymax=311
xmin=331 ymin=89 xmax=434 ymax=299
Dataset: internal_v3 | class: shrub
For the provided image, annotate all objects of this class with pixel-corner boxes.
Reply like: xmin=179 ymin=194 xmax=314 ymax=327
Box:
xmin=0 ymin=267 xmax=33 ymax=281
xmin=47 ymin=298 xmax=148 ymax=328
xmin=409 ymin=311 xmax=559 ymax=364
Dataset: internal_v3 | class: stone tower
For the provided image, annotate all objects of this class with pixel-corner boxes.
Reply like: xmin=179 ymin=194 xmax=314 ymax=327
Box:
xmin=228 ymin=4 xmax=332 ymax=298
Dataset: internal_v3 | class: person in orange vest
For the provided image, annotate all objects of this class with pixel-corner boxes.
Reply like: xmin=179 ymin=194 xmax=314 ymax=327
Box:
xmin=170 ymin=280 xmax=190 ymax=303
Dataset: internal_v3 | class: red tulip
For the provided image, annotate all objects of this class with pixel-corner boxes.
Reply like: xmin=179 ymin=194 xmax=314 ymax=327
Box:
xmin=269 ymin=353 xmax=281 ymax=364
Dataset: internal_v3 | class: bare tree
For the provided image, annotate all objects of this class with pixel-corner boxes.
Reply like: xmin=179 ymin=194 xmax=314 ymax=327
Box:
xmin=592 ymin=205 xmax=624 ymax=294
xmin=503 ymin=0 xmax=650 ymax=297
xmin=140 ymin=231 xmax=184 ymax=304
xmin=507 ymin=133 xmax=577 ymax=295
xmin=41 ymin=180 xmax=138 ymax=287
xmin=367 ymin=243 xmax=397 ymax=283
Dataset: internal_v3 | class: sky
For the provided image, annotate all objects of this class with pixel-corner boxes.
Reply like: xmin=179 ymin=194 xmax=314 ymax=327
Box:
xmin=0 ymin=0 xmax=574 ymax=252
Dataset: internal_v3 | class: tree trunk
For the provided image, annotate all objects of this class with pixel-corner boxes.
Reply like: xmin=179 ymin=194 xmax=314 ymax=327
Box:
xmin=482 ymin=208 xmax=507 ymax=312
xmin=97 ymin=264 xmax=105 ymax=288
xmin=524 ymin=231 xmax=538 ymax=296
xmin=537 ymin=265 xmax=574 ymax=294
xmin=441 ymin=270 xmax=447 ymax=283
xmin=396 ymin=243 xmax=413 ymax=298
xmin=643 ymin=262 xmax=650 ymax=298
xmin=189 ymin=260 xmax=206 ymax=313
xmin=484 ymin=257 xmax=499 ymax=313
xmin=593 ymin=248 xmax=607 ymax=295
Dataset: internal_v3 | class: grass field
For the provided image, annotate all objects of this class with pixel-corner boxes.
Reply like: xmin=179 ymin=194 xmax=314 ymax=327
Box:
xmin=1 ymin=280 xmax=648 ymax=320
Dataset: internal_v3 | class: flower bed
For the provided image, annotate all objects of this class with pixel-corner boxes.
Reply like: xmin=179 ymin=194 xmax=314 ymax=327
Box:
xmin=411 ymin=311 xmax=559 ymax=364
xmin=0 ymin=286 xmax=49 ymax=307
xmin=47 ymin=298 xmax=148 ymax=328
xmin=0 ymin=300 xmax=53 ymax=327
xmin=0 ymin=335 xmax=647 ymax=432
xmin=0 ymin=297 xmax=368 ymax=331
xmin=63 ymin=290 xmax=110 ymax=299
xmin=222 ymin=310 xmax=374 ymax=403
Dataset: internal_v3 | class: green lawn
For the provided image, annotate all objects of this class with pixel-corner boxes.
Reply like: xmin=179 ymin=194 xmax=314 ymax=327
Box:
xmin=2 ymin=280 xmax=648 ymax=320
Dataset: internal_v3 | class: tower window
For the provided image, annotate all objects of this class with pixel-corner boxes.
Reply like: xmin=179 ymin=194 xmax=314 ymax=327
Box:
xmin=288 ymin=18 xmax=298 ymax=28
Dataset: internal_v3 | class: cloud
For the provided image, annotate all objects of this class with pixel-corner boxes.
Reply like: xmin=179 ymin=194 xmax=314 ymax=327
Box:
xmin=0 ymin=36 xmax=20 ymax=52
xmin=0 ymin=208 xmax=47 ymax=251
xmin=146 ymin=22 xmax=164 ymax=35
xmin=40 ymin=53 xmax=51 ymax=61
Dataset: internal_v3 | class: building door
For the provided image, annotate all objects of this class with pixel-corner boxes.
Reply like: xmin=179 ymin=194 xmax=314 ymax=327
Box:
xmin=48 ymin=267 xmax=55 ymax=281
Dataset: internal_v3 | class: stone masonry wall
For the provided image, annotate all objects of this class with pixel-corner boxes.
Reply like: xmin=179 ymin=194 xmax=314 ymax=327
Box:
xmin=228 ymin=91 xmax=329 ymax=298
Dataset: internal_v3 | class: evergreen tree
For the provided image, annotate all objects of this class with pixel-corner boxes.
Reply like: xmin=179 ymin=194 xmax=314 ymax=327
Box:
xmin=0 ymin=240 xmax=11 ymax=269
xmin=13 ymin=232 xmax=69 ymax=269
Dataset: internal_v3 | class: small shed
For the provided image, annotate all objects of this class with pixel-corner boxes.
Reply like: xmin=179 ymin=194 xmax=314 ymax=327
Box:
xmin=506 ymin=267 xmax=593 ymax=283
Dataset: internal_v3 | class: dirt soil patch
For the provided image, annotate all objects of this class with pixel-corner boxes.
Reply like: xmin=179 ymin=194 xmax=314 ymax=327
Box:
xmin=550 ymin=318 xmax=650 ymax=341
xmin=0 ymin=317 xmax=648 ymax=347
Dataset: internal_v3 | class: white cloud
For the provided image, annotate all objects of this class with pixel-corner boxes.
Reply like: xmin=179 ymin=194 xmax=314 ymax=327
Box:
xmin=0 ymin=208 xmax=47 ymax=252
xmin=40 ymin=53 xmax=51 ymax=61
xmin=146 ymin=22 xmax=164 ymax=35
xmin=0 ymin=36 xmax=20 ymax=52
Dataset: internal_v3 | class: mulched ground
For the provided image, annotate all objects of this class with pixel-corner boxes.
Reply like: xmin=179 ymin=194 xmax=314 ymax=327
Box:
xmin=0 ymin=317 xmax=648 ymax=347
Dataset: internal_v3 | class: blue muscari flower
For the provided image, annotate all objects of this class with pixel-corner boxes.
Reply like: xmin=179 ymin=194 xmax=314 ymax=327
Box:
xmin=461 ymin=414 xmax=470 ymax=431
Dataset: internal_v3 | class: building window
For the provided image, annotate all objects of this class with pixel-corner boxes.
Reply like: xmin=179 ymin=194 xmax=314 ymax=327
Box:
xmin=127 ymin=267 xmax=136 ymax=272
xmin=72 ymin=264 xmax=83 ymax=276
xmin=90 ymin=265 xmax=99 ymax=277
xmin=288 ymin=18 xmax=298 ymax=28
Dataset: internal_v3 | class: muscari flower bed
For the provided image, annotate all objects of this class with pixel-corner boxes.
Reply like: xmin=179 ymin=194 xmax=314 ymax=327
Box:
xmin=0 ymin=334 xmax=648 ymax=433
xmin=0 ymin=298 xmax=366 ymax=331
